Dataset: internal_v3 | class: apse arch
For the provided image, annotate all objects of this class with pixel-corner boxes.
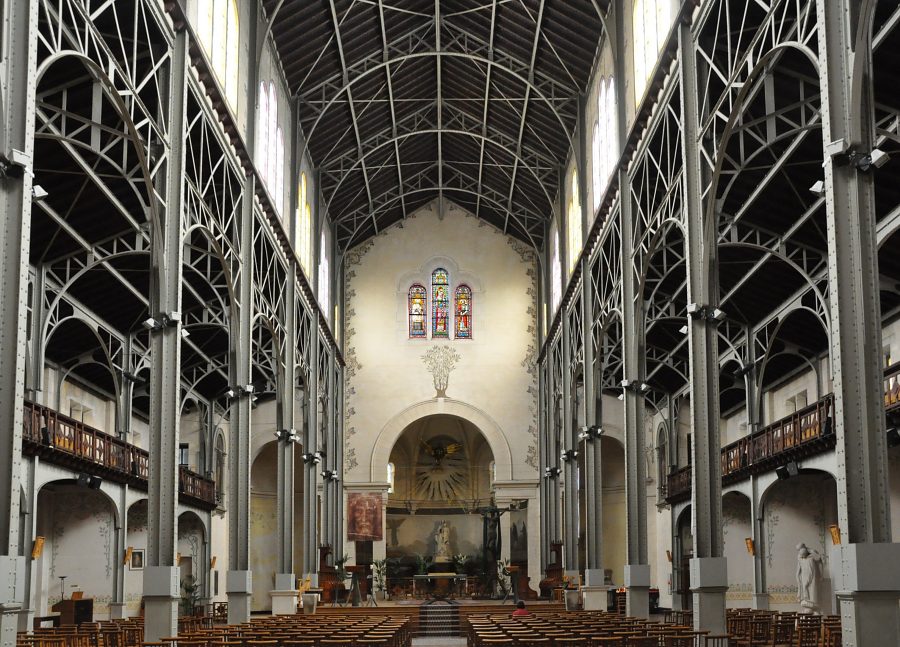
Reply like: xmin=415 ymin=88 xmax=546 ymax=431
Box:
xmin=371 ymin=399 xmax=514 ymax=484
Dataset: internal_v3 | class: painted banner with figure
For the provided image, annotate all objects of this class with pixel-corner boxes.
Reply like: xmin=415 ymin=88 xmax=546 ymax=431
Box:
xmin=347 ymin=492 xmax=383 ymax=541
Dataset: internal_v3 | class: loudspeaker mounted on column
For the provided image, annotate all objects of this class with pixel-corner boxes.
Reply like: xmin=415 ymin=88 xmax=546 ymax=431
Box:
xmin=124 ymin=546 xmax=133 ymax=565
xmin=176 ymin=552 xmax=182 ymax=565
xmin=665 ymin=550 xmax=672 ymax=563
xmin=31 ymin=536 xmax=45 ymax=559
xmin=829 ymin=524 xmax=841 ymax=545
xmin=210 ymin=555 xmax=217 ymax=569
xmin=745 ymin=538 xmax=755 ymax=555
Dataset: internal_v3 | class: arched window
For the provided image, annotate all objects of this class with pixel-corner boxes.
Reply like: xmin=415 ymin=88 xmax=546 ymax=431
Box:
xmin=593 ymin=77 xmax=617 ymax=210
xmin=274 ymin=127 xmax=285 ymax=215
xmin=256 ymin=81 xmax=269 ymax=172
xmin=550 ymin=228 xmax=562 ymax=311
xmin=567 ymin=170 xmax=582 ymax=274
xmin=214 ymin=432 xmax=226 ymax=505
xmin=387 ymin=462 xmax=395 ymax=494
xmin=256 ymin=81 xmax=284 ymax=215
xmin=408 ymin=284 xmax=427 ymax=338
xmin=633 ymin=0 xmax=673 ymax=103
xmin=296 ymin=172 xmax=312 ymax=274
xmin=318 ymin=229 xmax=330 ymax=313
xmin=454 ymin=285 xmax=473 ymax=339
xmin=197 ymin=0 xmax=239 ymax=110
xmin=431 ymin=268 xmax=450 ymax=338
xmin=657 ymin=424 xmax=669 ymax=500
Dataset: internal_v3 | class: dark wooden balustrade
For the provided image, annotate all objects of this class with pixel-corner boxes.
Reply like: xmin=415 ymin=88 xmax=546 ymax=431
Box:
xmin=667 ymin=394 xmax=835 ymax=503
xmin=22 ymin=400 xmax=216 ymax=510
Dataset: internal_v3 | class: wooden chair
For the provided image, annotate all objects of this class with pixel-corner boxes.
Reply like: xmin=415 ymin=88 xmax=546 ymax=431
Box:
xmin=703 ymin=637 xmax=730 ymax=647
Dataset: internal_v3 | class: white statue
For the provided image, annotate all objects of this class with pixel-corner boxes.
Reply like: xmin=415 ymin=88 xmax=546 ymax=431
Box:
xmin=435 ymin=520 xmax=452 ymax=562
xmin=795 ymin=543 xmax=823 ymax=613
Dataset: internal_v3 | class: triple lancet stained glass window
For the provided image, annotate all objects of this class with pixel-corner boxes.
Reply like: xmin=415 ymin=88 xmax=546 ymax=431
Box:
xmin=455 ymin=285 xmax=472 ymax=339
xmin=409 ymin=285 xmax=427 ymax=338
xmin=407 ymin=270 xmax=473 ymax=339
xmin=432 ymin=268 xmax=450 ymax=338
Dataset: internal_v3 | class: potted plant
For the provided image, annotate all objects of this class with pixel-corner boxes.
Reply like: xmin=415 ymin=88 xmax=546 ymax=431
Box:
xmin=415 ymin=554 xmax=433 ymax=575
xmin=450 ymin=553 xmax=468 ymax=574
xmin=180 ymin=575 xmax=202 ymax=616
xmin=372 ymin=559 xmax=388 ymax=601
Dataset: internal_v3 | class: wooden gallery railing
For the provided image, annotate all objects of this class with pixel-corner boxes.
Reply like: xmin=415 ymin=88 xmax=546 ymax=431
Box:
xmin=22 ymin=400 xmax=216 ymax=510
xmin=667 ymin=395 xmax=836 ymax=503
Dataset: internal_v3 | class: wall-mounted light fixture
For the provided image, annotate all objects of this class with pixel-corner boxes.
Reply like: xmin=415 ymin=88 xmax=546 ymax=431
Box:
xmin=274 ymin=428 xmax=300 ymax=443
xmin=559 ymin=449 xmax=579 ymax=463
xmin=578 ymin=425 xmax=603 ymax=442
xmin=543 ymin=466 xmax=561 ymax=479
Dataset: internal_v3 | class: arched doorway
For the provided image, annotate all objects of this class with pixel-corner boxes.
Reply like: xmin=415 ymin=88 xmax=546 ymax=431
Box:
xmin=761 ymin=470 xmax=837 ymax=613
xmin=249 ymin=441 xmax=304 ymax=612
xmin=385 ymin=414 xmax=498 ymax=596
xmin=34 ymin=481 xmax=118 ymax=618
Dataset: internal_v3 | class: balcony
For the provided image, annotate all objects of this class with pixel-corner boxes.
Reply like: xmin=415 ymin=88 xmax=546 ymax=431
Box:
xmin=667 ymin=365 xmax=900 ymax=503
xmin=22 ymin=400 xmax=217 ymax=510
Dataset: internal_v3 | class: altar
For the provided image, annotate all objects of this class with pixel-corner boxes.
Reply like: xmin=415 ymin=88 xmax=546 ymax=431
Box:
xmin=412 ymin=572 xmax=468 ymax=601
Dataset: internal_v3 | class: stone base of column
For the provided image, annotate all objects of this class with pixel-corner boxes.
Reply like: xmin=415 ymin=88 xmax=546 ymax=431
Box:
xmin=831 ymin=543 xmax=900 ymax=647
xmin=271 ymin=573 xmax=298 ymax=615
xmin=624 ymin=564 xmax=650 ymax=618
xmin=226 ymin=570 xmax=252 ymax=625
xmin=143 ymin=566 xmax=180 ymax=642
xmin=16 ymin=608 xmax=34 ymax=632
xmin=108 ymin=602 xmax=126 ymax=619
xmin=0 ymin=555 xmax=25 ymax=647
xmin=751 ymin=592 xmax=769 ymax=610
xmin=689 ymin=557 xmax=727 ymax=635
xmin=581 ymin=586 xmax=611 ymax=611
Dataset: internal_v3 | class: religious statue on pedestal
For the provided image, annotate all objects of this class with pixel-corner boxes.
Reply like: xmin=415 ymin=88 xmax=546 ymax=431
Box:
xmin=796 ymin=542 xmax=823 ymax=614
xmin=435 ymin=520 xmax=452 ymax=563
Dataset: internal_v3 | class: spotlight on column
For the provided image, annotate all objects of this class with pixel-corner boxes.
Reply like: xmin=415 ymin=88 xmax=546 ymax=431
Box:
xmin=578 ymin=425 xmax=603 ymax=442
xmin=559 ymin=449 xmax=579 ymax=463
xmin=809 ymin=180 xmax=825 ymax=197
xmin=141 ymin=317 xmax=162 ymax=331
xmin=76 ymin=473 xmax=90 ymax=487
xmin=88 ymin=476 xmax=102 ymax=490
xmin=679 ymin=324 xmax=689 ymax=335
xmin=321 ymin=469 xmax=339 ymax=482
xmin=543 ymin=466 xmax=561 ymax=479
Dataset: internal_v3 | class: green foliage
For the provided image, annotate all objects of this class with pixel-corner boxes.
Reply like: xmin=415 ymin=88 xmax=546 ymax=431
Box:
xmin=414 ymin=554 xmax=433 ymax=575
xmin=180 ymin=575 xmax=201 ymax=615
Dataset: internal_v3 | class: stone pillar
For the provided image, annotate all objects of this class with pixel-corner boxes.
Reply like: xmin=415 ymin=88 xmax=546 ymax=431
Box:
xmin=0 ymin=0 xmax=38 ymax=644
xmin=816 ymin=2 xmax=900 ymax=644
xmin=678 ymin=19 xmax=726 ymax=636
xmin=144 ymin=25 xmax=188 ymax=642
xmin=749 ymin=477 xmax=768 ymax=610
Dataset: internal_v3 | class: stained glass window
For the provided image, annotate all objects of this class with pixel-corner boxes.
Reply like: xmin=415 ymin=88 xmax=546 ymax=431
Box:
xmin=408 ymin=285 xmax=427 ymax=338
xmin=454 ymin=285 xmax=473 ymax=339
xmin=431 ymin=268 xmax=450 ymax=338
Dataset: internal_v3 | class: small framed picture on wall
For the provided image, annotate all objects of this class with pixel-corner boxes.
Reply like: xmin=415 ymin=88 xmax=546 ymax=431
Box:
xmin=130 ymin=549 xmax=144 ymax=571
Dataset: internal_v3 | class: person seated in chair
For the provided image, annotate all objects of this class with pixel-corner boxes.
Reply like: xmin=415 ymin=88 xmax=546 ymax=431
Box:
xmin=512 ymin=601 xmax=530 ymax=617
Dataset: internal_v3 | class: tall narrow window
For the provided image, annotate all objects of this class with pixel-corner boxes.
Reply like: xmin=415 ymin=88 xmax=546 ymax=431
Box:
xmin=318 ymin=229 xmax=330 ymax=313
xmin=454 ymin=285 xmax=473 ymax=339
xmin=257 ymin=80 xmax=283 ymax=215
xmin=297 ymin=172 xmax=312 ymax=274
xmin=633 ymin=0 xmax=673 ymax=103
xmin=594 ymin=77 xmax=617 ymax=209
xmin=431 ymin=268 xmax=450 ymax=338
xmin=387 ymin=462 xmax=395 ymax=494
xmin=256 ymin=81 xmax=269 ymax=172
xmin=274 ymin=127 xmax=285 ymax=215
xmin=567 ymin=170 xmax=582 ymax=275
xmin=197 ymin=0 xmax=240 ymax=110
xmin=408 ymin=285 xmax=427 ymax=338
xmin=550 ymin=228 xmax=562 ymax=312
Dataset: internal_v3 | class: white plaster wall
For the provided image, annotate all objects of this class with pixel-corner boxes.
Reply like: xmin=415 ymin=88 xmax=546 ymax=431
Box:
xmin=35 ymin=485 xmax=117 ymax=619
xmin=761 ymin=473 xmax=837 ymax=612
xmin=342 ymin=201 xmax=539 ymax=485
xmin=722 ymin=493 xmax=754 ymax=608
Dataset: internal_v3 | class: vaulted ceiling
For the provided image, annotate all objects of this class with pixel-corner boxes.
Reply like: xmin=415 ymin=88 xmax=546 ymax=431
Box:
xmin=263 ymin=0 xmax=607 ymax=252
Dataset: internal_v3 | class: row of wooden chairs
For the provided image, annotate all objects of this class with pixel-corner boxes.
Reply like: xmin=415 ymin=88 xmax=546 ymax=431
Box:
xmin=18 ymin=618 xmax=146 ymax=647
xmin=725 ymin=609 xmax=841 ymax=647
xmin=465 ymin=610 xmax=731 ymax=646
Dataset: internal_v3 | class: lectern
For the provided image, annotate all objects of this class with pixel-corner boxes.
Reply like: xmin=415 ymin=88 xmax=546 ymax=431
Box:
xmin=51 ymin=599 xmax=93 ymax=625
